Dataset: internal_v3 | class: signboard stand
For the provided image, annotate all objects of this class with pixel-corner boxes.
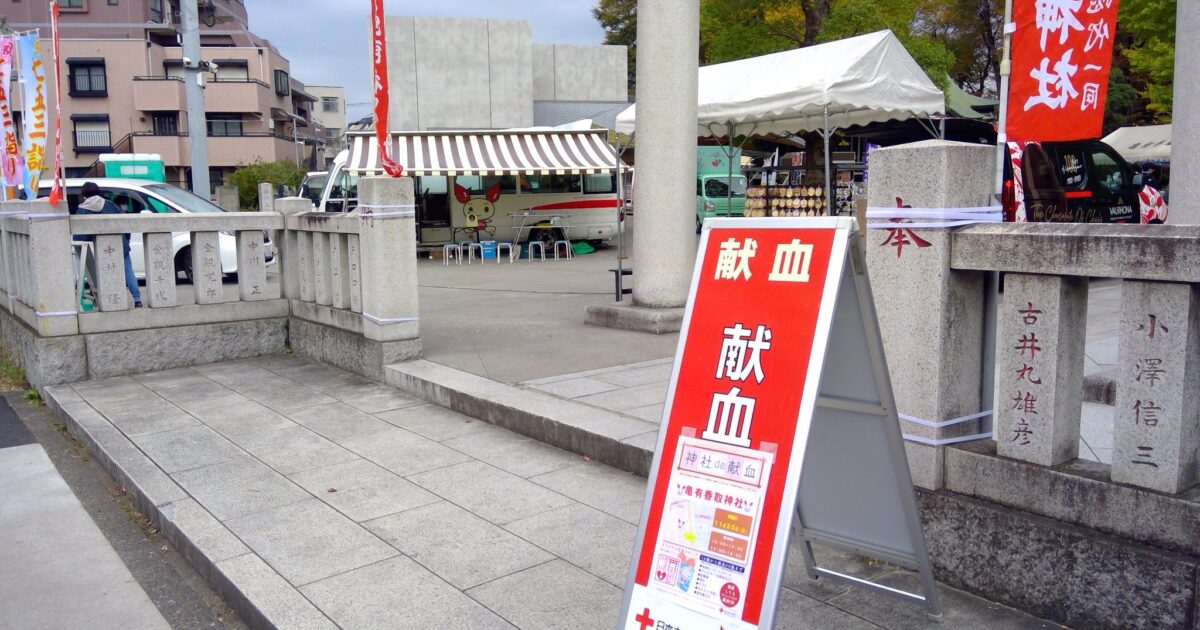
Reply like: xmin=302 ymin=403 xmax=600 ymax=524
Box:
xmin=619 ymin=217 xmax=939 ymax=630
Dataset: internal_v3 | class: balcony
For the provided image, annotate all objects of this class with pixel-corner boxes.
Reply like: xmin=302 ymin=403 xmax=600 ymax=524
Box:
xmin=131 ymin=133 xmax=187 ymax=166
xmin=207 ymin=132 xmax=295 ymax=166
xmin=205 ymin=79 xmax=273 ymax=114
xmin=73 ymin=130 xmax=111 ymax=154
xmin=133 ymin=76 xmax=186 ymax=111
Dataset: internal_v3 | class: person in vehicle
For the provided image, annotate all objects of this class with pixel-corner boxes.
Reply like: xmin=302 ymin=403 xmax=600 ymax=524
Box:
xmin=74 ymin=181 xmax=143 ymax=308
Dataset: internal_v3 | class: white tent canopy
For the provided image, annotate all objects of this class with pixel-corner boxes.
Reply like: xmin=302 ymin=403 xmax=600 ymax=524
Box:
xmin=614 ymin=30 xmax=944 ymax=137
xmin=1102 ymin=124 xmax=1171 ymax=163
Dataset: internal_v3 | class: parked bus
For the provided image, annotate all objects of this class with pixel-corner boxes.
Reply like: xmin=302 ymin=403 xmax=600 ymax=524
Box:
xmin=318 ymin=129 xmax=622 ymax=249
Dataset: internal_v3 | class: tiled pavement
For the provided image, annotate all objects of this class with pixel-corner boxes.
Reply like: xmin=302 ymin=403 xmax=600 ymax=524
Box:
xmin=46 ymin=354 xmax=1056 ymax=629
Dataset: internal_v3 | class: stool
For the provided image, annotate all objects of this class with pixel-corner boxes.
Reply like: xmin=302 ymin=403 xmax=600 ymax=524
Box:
xmin=552 ymin=240 xmax=573 ymax=260
xmin=465 ymin=242 xmax=483 ymax=264
xmin=496 ymin=242 xmax=515 ymax=264
xmin=442 ymin=243 xmax=462 ymax=266
xmin=527 ymin=241 xmax=546 ymax=262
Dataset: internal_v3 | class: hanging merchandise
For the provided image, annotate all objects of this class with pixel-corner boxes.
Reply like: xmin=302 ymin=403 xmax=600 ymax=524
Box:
xmin=17 ymin=32 xmax=46 ymax=199
xmin=369 ymin=0 xmax=403 ymax=177
xmin=48 ymin=2 xmax=65 ymax=205
xmin=0 ymin=37 xmax=23 ymax=189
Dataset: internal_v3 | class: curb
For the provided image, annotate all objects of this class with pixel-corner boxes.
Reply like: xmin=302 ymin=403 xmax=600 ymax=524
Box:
xmin=384 ymin=360 xmax=659 ymax=476
xmin=42 ymin=385 xmax=338 ymax=630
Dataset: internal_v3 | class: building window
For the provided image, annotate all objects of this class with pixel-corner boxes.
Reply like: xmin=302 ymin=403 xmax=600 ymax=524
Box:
xmin=150 ymin=0 xmax=163 ymax=22
xmin=61 ymin=0 xmax=85 ymax=8
xmin=322 ymin=97 xmax=339 ymax=113
xmin=274 ymin=69 xmax=290 ymax=96
xmin=67 ymin=59 xmax=107 ymax=97
xmin=213 ymin=60 xmax=249 ymax=81
xmin=151 ymin=112 xmax=178 ymax=136
xmin=163 ymin=59 xmax=185 ymax=79
xmin=209 ymin=168 xmax=224 ymax=195
xmin=72 ymin=116 xmax=111 ymax=152
xmin=206 ymin=114 xmax=243 ymax=137
xmin=108 ymin=0 xmax=118 ymax=5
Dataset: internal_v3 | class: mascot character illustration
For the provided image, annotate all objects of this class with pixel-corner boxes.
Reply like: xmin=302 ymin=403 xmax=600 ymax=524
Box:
xmin=454 ymin=183 xmax=500 ymax=239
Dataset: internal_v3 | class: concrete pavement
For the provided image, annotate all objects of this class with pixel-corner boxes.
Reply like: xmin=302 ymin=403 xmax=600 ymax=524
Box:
xmin=0 ymin=398 xmax=171 ymax=630
xmin=44 ymin=354 xmax=1059 ymax=629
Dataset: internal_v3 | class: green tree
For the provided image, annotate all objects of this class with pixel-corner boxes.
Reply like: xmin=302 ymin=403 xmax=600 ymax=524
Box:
xmin=593 ymin=0 xmax=638 ymax=94
xmin=1117 ymin=0 xmax=1175 ymax=123
xmin=228 ymin=160 xmax=304 ymax=210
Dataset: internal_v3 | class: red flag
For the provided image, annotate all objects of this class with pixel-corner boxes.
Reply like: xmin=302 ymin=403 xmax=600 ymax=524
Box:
xmin=1007 ymin=0 xmax=1120 ymax=141
xmin=370 ymin=0 xmax=403 ymax=177
xmin=47 ymin=1 xmax=65 ymax=205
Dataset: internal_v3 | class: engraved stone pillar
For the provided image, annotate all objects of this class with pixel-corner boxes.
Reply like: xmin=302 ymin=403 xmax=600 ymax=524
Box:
xmin=356 ymin=176 xmax=419 ymax=342
xmin=258 ymin=182 xmax=275 ymax=213
xmin=864 ymin=140 xmax=992 ymax=489
xmin=191 ymin=231 xmax=224 ymax=305
xmin=215 ymin=184 xmax=240 ymax=212
xmin=330 ymin=233 xmax=349 ymax=309
xmin=142 ymin=232 xmax=177 ymax=308
xmin=995 ymin=273 xmax=1087 ymax=466
xmin=1112 ymin=281 xmax=1200 ymax=493
xmin=94 ymin=234 xmax=129 ymax=312
xmin=276 ymin=198 xmax=309 ymax=300
xmin=26 ymin=200 xmax=79 ymax=335
xmin=298 ymin=231 xmax=314 ymax=303
xmin=236 ymin=230 xmax=269 ymax=301
xmin=312 ymin=231 xmax=331 ymax=306
xmin=347 ymin=234 xmax=362 ymax=313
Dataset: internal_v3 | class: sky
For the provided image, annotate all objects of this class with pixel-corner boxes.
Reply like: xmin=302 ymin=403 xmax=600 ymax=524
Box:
xmin=246 ymin=0 xmax=606 ymax=121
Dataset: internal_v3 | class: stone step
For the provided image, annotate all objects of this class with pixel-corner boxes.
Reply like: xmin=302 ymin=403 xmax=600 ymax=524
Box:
xmin=383 ymin=360 xmax=659 ymax=476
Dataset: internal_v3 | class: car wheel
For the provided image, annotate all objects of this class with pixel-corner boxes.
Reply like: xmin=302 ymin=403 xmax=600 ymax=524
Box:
xmin=175 ymin=248 xmax=193 ymax=284
xmin=696 ymin=217 xmax=702 ymax=234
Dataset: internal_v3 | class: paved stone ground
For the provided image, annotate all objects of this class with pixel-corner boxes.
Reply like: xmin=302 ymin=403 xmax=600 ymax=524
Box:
xmin=0 ymin=398 xmax=171 ymax=630
xmin=47 ymin=354 xmax=1060 ymax=629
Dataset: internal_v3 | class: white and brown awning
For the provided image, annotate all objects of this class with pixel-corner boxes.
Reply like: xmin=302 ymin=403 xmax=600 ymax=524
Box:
xmin=345 ymin=130 xmax=620 ymax=176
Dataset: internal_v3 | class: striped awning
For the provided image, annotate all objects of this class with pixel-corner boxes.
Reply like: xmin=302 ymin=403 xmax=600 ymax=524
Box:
xmin=346 ymin=130 xmax=620 ymax=176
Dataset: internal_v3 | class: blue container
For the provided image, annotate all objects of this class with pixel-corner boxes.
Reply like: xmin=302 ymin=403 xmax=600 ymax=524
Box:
xmin=481 ymin=241 xmax=497 ymax=260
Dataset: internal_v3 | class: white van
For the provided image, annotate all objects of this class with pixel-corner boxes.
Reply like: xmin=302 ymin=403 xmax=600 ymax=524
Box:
xmin=319 ymin=130 xmax=622 ymax=249
xmin=40 ymin=178 xmax=273 ymax=281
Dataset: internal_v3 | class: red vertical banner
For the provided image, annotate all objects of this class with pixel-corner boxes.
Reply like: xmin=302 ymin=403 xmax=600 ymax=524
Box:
xmin=622 ymin=223 xmax=844 ymax=630
xmin=369 ymin=0 xmax=403 ymax=177
xmin=1008 ymin=0 xmax=1120 ymax=141
xmin=47 ymin=1 xmax=65 ymax=205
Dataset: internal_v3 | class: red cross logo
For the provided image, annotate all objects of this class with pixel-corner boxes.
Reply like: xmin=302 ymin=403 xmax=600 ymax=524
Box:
xmin=635 ymin=607 xmax=655 ymax=630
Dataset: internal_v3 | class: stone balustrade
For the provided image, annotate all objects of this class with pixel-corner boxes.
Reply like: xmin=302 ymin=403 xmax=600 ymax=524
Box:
xmin=952 ymin=222 xmax=1200 ymax=494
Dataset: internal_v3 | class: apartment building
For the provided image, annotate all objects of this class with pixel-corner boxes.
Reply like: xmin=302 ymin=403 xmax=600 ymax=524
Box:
xmin=2 ymin=0 xmax=330 ymax=191
xmin=307 ymin=85 xmax=345 ymax=162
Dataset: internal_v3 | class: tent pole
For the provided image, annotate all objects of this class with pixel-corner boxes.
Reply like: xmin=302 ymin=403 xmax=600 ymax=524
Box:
xmin=726 ymin=122 xmax=734 ymax=217
xmin=823 ymin=105 xmax=832 ymax=216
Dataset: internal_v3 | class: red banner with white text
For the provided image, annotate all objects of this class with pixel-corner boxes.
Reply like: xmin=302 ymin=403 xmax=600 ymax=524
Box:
xmin=1008 ymin=0 xmax=1119 ymax=141
xmin=369 ymin=0 xmax=403 ymax=177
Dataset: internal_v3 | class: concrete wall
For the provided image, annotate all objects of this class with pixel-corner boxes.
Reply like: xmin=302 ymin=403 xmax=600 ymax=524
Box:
xmin=386 ymin=16 xmax=533 ymax=130
xmin=533 ymin=44 xmax=628 ymax=102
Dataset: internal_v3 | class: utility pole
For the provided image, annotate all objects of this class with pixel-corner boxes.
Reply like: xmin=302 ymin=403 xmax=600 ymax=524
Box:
xmin=181 ymin=0 xmax=210 ymax=196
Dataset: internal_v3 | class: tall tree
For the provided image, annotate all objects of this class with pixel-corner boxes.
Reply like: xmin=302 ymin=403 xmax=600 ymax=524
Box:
xmin=1116 ymin=0 xmax=1175 ymax=123
xmin=593 ymin=0 xmax=638 ymax=94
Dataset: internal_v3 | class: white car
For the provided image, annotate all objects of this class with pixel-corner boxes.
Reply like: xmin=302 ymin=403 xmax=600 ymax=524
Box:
xmin=39 ymin=178 xmax=274 ymax=281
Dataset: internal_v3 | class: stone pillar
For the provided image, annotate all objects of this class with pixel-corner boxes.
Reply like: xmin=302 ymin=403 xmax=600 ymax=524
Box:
xmin=347 ymin=234 xmax=362 ymax=313
xmin=355 ymin=176 xmax=419 ymax=344
xmin=864 ymin=140 xmax=992 ymax=489
xmin=215 ymin=185 xmax=240 ymax=212
xmin=235 ymin=230 xmax=269 ymax=301
xmin=1169 ymin=0 xmax=1200 ymax=224
xmin=1112 ymin=281 xmax=1200 ymax=493
xmin=312 ymin=231 xmax=331 ymax=306
xmin=190 ymin=231 xmax=224 ymax=304
xmin=275 ymin=198 xmax=309 ymax=300
xmin=142 ymin=232 xmax=177 ymax=308
xmin=330 ymin=233 xmax=350 ymax=309
xmin=258 ymin=182 xmax=275 ymax=213
xmin=995 ymin=274 xmax=1087 ymax=467
xmin=94 ymin=234 xmax=130 ymax=312
xmin=26 ymin=200 xmax=78 ymax=335
xmin=630 ymin=0 xmax=698 ymax=308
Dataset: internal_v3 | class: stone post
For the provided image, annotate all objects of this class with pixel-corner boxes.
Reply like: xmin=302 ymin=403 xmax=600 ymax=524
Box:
xmin=355 ymin=176 xmax=419 ymax=344
xmin=864 ymin=140 xmax=991 ymax=489
xmin=26 ymin=199 xmax=78 ymax=335
xmin=1112 ymin=281 xmax=1200 ymax=493
xmin=190 ymin=232 xmax=224 ymax=304
xmin=235 ymin=230 xmax=269 ymax=301
xmin=258 ymin=182 xmax=276 ymax=213
xmin=215 ymin=185 xmax=240 ymax=212
xmin=142 ymin=233 xmax=177 ymax=308
xmin=275 ymin=198 xmax=309 ymax=300
xmin=632 ymin=0 xmax=697 ymax=309
xmin=94 ymin=234 xmax=129 ymax=312
xmin=1169 ymin=0 xmax=1200 ymax=224
xmin=994 ymin=274 xmax=1087 ymax=466
xmin=312 ymin=231 xmax=331 ymax=306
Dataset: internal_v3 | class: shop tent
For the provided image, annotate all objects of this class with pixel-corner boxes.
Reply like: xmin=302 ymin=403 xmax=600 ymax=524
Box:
xmin=1101 ymin=124 xmax=1171 ymax=163
xmin=614 ymin=30 xmax=944 ymax=211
